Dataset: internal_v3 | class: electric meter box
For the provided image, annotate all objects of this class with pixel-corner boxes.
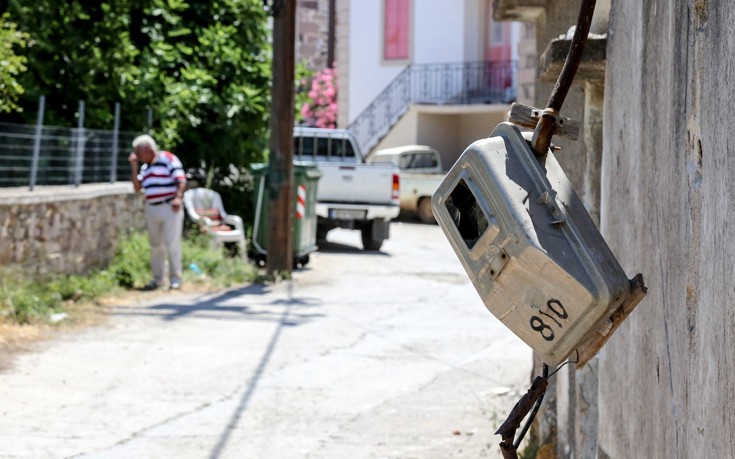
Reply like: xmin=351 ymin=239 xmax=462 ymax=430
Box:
xmin=431 ymin=122 xmax=631 ymax=365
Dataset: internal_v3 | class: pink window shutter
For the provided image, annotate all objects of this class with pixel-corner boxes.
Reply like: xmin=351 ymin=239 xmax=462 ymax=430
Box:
xmin=384 ymin=0 xmax=409 ymax=60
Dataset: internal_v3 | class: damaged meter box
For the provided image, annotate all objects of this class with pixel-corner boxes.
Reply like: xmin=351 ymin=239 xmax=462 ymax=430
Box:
xmin=432 ymin=122 xmax=632 ymax=365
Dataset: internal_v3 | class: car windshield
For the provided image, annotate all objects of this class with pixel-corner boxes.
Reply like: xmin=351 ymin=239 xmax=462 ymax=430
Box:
xmin=294 ymin=134 xmax=357 ymax=161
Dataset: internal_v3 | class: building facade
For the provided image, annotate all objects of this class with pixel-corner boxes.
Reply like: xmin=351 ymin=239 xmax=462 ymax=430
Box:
xmin=334 ymin=0 xmax=521 ymax=164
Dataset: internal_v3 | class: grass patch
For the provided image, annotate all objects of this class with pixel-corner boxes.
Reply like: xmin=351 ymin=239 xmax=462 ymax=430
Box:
xmin=0 ymin=230 xmax=261 ymax=326
xmin=180 ymin=232 xmax=260 ymax=287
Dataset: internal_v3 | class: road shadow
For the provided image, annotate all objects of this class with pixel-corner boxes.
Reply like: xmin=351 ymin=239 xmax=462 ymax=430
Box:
xmin=110 ymin=283 xmax=324 ymax=326
xmin=316 ymin=239 xmax=390 ymax=256
xmin=207 ymin=281 xmax=304 ymax=458
xmin=395 ymin=211 xmax=438 ymax=225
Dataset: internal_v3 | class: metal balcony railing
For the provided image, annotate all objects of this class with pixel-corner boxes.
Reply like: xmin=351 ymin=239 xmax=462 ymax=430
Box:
xmin=348 ymin=60 xmax=518 ymax=154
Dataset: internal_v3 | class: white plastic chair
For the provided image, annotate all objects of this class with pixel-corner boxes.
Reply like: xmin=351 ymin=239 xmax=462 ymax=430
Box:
xmin=183 ymin=188 xmax=247 ymax=258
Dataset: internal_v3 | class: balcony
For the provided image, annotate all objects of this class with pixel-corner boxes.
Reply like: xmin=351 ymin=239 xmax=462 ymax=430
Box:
xmin=348 ymin=60 xmax=518 ymax=154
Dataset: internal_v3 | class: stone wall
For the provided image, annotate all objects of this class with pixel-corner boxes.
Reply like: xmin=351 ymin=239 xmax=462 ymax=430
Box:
xmin=296 ymin=0 xmax=332 ymax=70
xmin=598 ymin=1 xmax=735 ymax=457
xmin=0 ymin=183 xmax=145 ymax=277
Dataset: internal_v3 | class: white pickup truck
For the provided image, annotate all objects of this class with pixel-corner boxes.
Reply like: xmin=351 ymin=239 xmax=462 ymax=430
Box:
xmin=293 ymin=127 xmax=400 ymax=250
xmin=367 ymin=145 xmax=444 ymax=223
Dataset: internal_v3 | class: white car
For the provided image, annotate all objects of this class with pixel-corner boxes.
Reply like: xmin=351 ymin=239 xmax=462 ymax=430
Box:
xmin=367 ymin=145 xmax=445 ymax=223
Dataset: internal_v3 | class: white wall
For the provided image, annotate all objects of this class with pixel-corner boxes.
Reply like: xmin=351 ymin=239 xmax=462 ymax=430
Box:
xmin=412 ymin=1 xmax=466 ymax=64
xmin=348 ymin=0 xmax=482 ymax=122
xmin=348 ymin=2 xmax=404 ymax=122
xmin=463 ymin=0 xmax=486 ymax=62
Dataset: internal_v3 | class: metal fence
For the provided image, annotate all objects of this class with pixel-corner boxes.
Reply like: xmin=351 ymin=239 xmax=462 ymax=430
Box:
xmin=0 ymin=100 xmax=141 ymax=189
xmin=348 ymin=60 xmax=518 ymax=154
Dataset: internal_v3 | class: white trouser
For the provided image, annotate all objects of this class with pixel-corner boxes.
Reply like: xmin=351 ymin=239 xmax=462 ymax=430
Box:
xmin=145 ymin=202 xmax=184 ymax=285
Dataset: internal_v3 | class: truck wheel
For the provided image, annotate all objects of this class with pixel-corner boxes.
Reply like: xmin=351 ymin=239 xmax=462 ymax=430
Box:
xmin=417 ymin=198 xmax=436 ymax=224
xmin=361 ymin=225 xmax=385 ymax=251
xmin=316 ymin=226 xmax=329 ymax=242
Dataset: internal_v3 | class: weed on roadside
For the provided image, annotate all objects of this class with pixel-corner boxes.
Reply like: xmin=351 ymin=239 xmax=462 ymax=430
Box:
xmin=0 ymin=231 xmax=261 ymax=326
xmin=180 ymin=231 xmax=258 ymax=287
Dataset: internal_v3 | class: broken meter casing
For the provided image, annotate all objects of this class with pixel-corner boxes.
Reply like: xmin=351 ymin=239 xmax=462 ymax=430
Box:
xmin=431 ymin=122 xmax=631 ymax=365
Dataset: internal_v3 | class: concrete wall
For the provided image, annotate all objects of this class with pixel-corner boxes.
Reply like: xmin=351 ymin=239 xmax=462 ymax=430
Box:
xmin=516 ymin=22 xmax=536 ymax=106
xmin=370 ymin=105 xmax=422 ymax=154
xmin=598 ymin=1 xmax=735 ymax=457
xmin=464 ymin=0 xmax=488 ymax=62
xmin=336 ymin=0 xmax=350 ymax=128
xmin=0 ymin=184 xmax=145 ymax=277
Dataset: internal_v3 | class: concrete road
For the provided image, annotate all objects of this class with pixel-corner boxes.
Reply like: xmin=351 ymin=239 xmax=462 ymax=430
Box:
xmin=0 ymin=222 xmax=532 ymax=459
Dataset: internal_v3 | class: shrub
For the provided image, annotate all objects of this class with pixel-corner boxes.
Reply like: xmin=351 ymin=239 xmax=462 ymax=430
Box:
xmin=0 ymin=230 xmax=260 ymax=325
xmin=298 ymin=67 xmax=338 ymax=128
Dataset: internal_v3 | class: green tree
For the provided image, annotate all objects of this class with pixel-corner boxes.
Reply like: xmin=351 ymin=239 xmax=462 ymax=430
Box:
xmin=133 ymin=0 xmax=272 ymax=171
xmin=294 ymin=61 xmax=316 ymax=124
xmin=0 ymin=13 xmax=29 ymax=113
xmin=1 ymin=0 xmax=272 ymax=197
xmin=3 ymin=1 xmax=143 ymax=127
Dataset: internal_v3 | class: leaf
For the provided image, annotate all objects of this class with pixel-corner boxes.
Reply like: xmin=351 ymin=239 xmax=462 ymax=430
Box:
xmin=169 ymin=27 xmax=192 ymax=38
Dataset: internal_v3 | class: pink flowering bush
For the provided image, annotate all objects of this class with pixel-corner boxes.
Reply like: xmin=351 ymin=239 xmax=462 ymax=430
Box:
xmin=298 ymin=67 xmax=338 ymax=128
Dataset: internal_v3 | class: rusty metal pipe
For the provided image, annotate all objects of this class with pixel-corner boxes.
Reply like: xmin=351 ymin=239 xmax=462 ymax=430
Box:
xmin=531 ymin=0 xmax=597 ymax=156
xmin=547 ymin=0 xmax=598 ymax=110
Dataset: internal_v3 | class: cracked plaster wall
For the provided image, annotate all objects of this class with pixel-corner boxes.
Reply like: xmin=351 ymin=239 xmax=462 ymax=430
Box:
xmin=598 ymin=0 xmax=735 ymax=456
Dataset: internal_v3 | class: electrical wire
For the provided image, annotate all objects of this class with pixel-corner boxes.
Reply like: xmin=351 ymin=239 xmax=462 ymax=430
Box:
xmin=513 ymin=363 xmax=549 ymax=450
xmin=510 ymin=347 xmax=582 ymax=449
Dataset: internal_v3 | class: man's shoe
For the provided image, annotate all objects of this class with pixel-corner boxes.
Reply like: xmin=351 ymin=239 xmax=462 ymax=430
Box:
xmin=170 ymin=281 xmax=182 ymax=290
xmin=140 ymin=281 xmax=159 ymax=291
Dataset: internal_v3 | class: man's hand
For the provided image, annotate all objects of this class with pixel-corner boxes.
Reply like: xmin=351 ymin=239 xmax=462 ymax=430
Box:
xmin=129 ymin=152 xmax=143 ymax=192
xmin=171 ymin=197 xmax=182 ymax=213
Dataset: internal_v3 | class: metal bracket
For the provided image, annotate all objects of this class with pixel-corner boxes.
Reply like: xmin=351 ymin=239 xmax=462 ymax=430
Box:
xmin=537 ymin=191 xmax=566 ymax=225
xmin=508 ymin=103 xmax=581 ymax=142
xmin=574 ymin=274 xmax=648 ymax=368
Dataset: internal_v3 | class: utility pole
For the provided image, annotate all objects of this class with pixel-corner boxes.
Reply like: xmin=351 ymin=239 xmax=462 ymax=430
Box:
xmin=267 ymin=0 xmax=296 ymax=276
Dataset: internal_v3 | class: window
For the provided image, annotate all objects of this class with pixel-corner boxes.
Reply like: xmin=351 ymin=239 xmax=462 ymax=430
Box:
xmin=491 ymin=22 xmax=504 ymax=45
xmin=414 ymin=153 xmax=438 ymax=169
xmin=383 ymin=0 xmax=410 ymax=61
xmin=332 ymin=138 xmax=356 ymax=159
xmin=295 ymin=136 xmax=315 ymax=159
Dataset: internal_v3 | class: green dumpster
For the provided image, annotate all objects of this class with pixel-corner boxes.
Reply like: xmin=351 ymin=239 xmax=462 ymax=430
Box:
xmin=249 ymin=162 xmax=322 ymax=267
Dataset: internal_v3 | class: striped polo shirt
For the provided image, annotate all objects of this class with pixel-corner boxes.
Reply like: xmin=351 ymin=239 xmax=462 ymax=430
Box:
xmin=137 ymin=151 xmax=186 ymax=204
